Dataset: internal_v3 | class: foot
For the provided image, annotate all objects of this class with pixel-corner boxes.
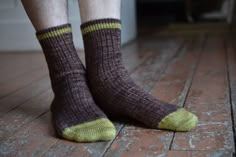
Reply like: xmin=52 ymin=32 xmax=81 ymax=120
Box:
xmin=81 ymin=19 xmax=198 ymax=132
xmin=37 ymin=24 xmax=116 ymax=142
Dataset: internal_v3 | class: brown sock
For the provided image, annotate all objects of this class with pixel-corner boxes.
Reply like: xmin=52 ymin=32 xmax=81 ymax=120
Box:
xmin=36 ymin=24 xmax=116 ymax=142
xmin=81 ymin=19 xmax=198 ymax=131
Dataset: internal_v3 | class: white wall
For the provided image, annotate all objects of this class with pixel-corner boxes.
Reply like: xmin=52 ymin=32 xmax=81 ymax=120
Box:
xmin=0 ymin=0 xmax=137 ymax=52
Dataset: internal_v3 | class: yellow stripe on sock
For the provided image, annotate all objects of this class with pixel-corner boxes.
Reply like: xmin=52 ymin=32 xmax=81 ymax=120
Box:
xmin=37 ymin=27 xmax=72 ymax=40
xmin=81 ymin=22 xmax=121 ymax=35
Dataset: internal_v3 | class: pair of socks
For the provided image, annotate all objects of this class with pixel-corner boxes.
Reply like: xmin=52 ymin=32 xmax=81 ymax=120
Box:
xmin=36 ymin=19 xmax=198 ymax=143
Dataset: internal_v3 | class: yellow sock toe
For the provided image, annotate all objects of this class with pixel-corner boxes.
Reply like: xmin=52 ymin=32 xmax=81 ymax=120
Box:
xmin=158 ymin=108 xmax=198 ymax=132
xmin=62 ymin=118 xmax=116 ymax=142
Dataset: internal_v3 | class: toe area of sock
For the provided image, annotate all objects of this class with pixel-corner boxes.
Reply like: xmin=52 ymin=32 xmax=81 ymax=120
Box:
xmin=62 ymin=118 xmax=116 ymax=142
xmin=158 ymin=108 xmax=198 ymax=132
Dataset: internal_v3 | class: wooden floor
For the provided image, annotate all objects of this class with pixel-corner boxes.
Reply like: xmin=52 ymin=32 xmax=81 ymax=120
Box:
xmin=0 ymin=31 xmax=236 ymax=157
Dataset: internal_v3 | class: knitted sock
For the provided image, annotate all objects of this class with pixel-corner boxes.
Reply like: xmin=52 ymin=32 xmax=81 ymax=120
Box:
xmin=36 ymin=24 xmax=116 ymax=142
xmin=81 ymin=19 xmax=198 ymax=132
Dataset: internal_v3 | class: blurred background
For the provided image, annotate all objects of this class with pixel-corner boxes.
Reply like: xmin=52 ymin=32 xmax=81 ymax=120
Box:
xmin=137 ymin=0 xmax=235 ymax=25
xmin=137 ymin=0 xmax=236 ymax=36
xmin=0 ymin=0 xmax=235 ymax=51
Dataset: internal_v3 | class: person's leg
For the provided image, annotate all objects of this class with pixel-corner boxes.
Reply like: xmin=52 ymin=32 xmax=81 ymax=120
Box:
xmin=79 ymin=0 xmax=198 ymax=132
xmin=21 ymin=0 xmax=116 ymax=142
xmin=21 ymin=0 xmax=68 ymax=31
xmin=78 ymin=0 xmax=120 ymax=23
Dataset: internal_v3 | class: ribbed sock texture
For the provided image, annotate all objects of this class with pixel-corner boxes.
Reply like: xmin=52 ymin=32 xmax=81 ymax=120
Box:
xmin=81 ymin=19 xmax=197 ymax=131
xmin=36 ymin=24 xmax=115 ymax=142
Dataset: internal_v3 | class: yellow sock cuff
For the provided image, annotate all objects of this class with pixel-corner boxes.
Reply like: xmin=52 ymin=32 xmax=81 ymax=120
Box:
xmin=81 ymin=19 xmax=121 ymax=35
xmin=36 ymin=24 xmax=72 ymax=40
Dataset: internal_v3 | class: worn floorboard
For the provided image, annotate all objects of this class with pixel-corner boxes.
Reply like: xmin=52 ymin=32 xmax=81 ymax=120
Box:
xmin=0 ymin=89 xmax=53 ymax=142
xmin=226 ymin=35 xmax=236 ymax=156
xmin=0 ymin=76 xmax=50 ymax=117
xmin=103 ymin=34 xmax=204 ymax=157
xmin=172 ymin=35 xmax=235 ymax=152
xmin=0 ymin=53 xmax=46 ymax=83
xmin=0 ymin=32 xmax=235 ymax=157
